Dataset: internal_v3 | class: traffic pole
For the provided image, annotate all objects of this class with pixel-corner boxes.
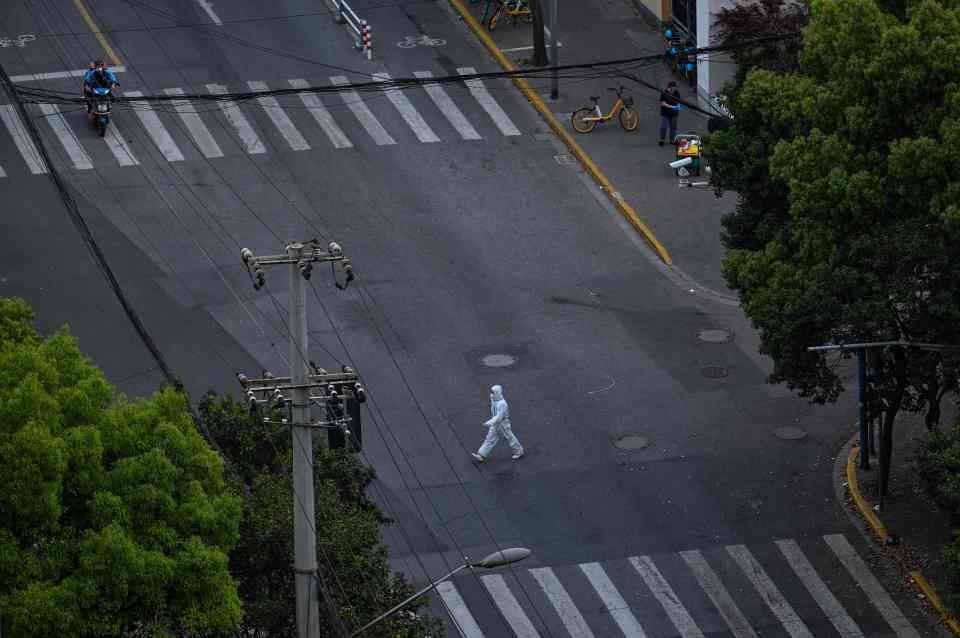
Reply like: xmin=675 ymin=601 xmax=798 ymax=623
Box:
xmin=549 ymin=0 xmax=558 ymax=99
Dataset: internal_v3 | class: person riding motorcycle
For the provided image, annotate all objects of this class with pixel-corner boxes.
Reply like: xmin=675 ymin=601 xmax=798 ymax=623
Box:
xmin=82 ymin=60 xmax=119 ymax=115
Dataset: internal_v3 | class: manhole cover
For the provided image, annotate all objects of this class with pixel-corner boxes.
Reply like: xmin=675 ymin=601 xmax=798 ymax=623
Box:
xmin=701 ymin=366 xmax=728 ymax=379
xmin=774 ymin=426 xmax=807 ymax=440
xmin=533 ymin=132 xmax=554 ymax=141
xmin=554 ymin=154 xmax=575 ymax=165
xmin=697 ymin=329 xmax=732 ymax=343
xmin=481 ymin=353 xmax=517 ymax=368
xmin=613 ymin=434 xmax=650 ymax=450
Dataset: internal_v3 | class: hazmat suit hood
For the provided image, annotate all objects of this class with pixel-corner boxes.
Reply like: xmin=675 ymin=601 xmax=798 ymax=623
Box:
xmin=490 ymin=385 xmax=504 ymax=401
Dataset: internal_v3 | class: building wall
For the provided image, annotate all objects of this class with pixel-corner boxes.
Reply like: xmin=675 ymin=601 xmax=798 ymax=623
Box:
xmin=696 ymin=0 xmax=738 ymax=103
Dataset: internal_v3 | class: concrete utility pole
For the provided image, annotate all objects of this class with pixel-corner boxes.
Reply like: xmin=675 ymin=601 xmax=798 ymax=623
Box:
xmin=549 ymin=0 xmax=559 ymax=99
xmin=239 ymin=240 xmax=358 ymax=638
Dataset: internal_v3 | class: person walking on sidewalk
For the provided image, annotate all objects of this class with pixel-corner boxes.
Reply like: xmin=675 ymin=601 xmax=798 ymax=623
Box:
xmin=659 ymin=81 xmax=681 ymax=146
xmin=472 ymin=384 xmax=524 ymax=462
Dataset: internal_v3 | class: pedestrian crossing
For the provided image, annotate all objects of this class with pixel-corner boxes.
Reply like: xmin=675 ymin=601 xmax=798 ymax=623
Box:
xmin=0 ymin=73 xmax=522 ymax=178
xmin=430 ymin=534 xmax=926 ymax=637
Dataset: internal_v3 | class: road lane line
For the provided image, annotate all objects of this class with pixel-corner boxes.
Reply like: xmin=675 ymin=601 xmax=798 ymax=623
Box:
xmin=164 ymin=87 xmax=224 ymax=158
xmin=413 ymin=71 xmax=482 ymax=141
xmin=103 ymin=122 xmax=138 ymax=166
xmin=124 ymin=91 xmax=184 ymax=162
xmin=288 ymin=79 xmax=352 ymax=148
xmin=330 ymin=75 xmax=396 ymax=146
xmin=247 ymin=80 xmax=310 ymax=151
xmin=373 ymin=72 xmax=440 ymax=143
xmin=776 ymin=539 xmax=864 ymax=638
xmin=196 ymin=0 xmax=223 ymax=25
xmin=824 ymin=535 xmax=921 ymax=638
xmin=456 ymin=67 xmax=521 ymax=136
xmin=0 ymin=104 xmax=47 ymax=174
xmin=436 ymin=580 xmax=485 ymax=638
xmin=482 ymin=574 xmax=541 ymax=637
xmin=579 ymin=562 xmax=648 ymax=638
xmin=38 ymin=103 xmax=93 ymax=170
xmin=11 ymin=66 xmax=127 ymax=83
xmin=727 ymin=545 xmax=813 ymax=638
xmin=630 ymin=556 xmax=705 ymax=638
xmin=679 ymin=550 xmax=758 ymax=638
xmin=206 ymin=84 xmax=266 ymax=154
xmin=530 ymin=567 xmax=596 ymax=638
xmin=71 ymin=0 xmax=121 ymax=66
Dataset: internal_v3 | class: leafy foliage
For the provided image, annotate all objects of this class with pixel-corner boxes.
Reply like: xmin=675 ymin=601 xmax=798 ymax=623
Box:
xmin=0 ymin=297 xmax=242 ymax=637
xmin=920 ymin=423 xmax=960 ymax=612
xmin=712 ymin=0 xmax=809 ymax=84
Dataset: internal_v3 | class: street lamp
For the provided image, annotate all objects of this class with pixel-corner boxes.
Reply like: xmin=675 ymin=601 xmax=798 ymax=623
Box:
xmin=350 ymin=547 xmax=532 ymax=637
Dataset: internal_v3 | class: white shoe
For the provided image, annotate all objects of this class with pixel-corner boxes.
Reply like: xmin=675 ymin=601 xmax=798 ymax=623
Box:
xmin=471 ymin=453 xmax=485 ymax=463
xmin=512 ymin=451 xmax=524 ymax=460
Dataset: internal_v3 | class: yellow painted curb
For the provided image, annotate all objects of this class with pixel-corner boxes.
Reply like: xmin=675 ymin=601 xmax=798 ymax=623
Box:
xmin=847 ymin=446 xmax=960 ymax=635
xmin=447 ymin=0 xmax=673 ymax=266
xmin=72 ymin=0 xmax=122 ymax=67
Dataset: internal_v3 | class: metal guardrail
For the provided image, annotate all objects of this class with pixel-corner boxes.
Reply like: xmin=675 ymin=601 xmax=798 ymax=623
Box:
xmin=334 ymin=0 xmax=372 ymax=60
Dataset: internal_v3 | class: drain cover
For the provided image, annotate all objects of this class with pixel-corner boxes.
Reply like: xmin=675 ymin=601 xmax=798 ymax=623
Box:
xmin=613 ymin=434 xmax=650 ymax=450
xmin=481 ymin=353 xmax=517 ymax=368
xmin=701 ymin=366 xmax=728 ymax=379
xmin=554 ymin=154 xmax=575 ymax=165
xmin=774 ymin=426 xmax=807 ymax=440
xmin=697 ymin=329 xmax=732 ymax=343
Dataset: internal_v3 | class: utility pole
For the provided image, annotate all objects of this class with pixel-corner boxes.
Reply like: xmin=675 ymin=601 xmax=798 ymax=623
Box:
xmin=239 ymin=239 xmax=359 ymax=638
xmin=549 ymin=0 xmax=559 ymax=99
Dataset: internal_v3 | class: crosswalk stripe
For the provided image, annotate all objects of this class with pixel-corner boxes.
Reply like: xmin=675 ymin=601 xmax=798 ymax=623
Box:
xmin=680 ymin=550 xmax=758 ymax=638
xmin=206 ymin=84 xmax=266 ymax=154
xmin=0 ymin=105 xmax=47 ymax=174
xmin=413 ymin=71 xmax=482 ymax=141
xmin=776 ymin=539 xmax=864 ymax=638
xmin=124 ymin=91 xmax=185 ymax=162
xmin=482 ymin=574 xmax=541 ymax=637
xmin=373 ymin=72 xmax=440 ymax=143
xmin=437 ymin=580 xmax=485 ymax=638
xmin=630 ymin=556 xmax=705 ymax=638
xmin=579 ymin=562 xmax=649 ymax=638
xmin=728 ymin=545 xmax=813 ymax=638
xmin=456 ymin=67 xmax=522 ymax=137
xmin=38 ymin=104 xmax=93 ymax=170
xmin=288 ymin=79 xmax=352 ymax=149
xmin=164 ymin=87 xmax=225 ymax=158
xmin=247 ymin=81 xmax=310 ymax=151
xmin=103 ymin=123 xmax=139 ymax=166
xmin=824 ymin=534 xmax=921 ymax=638
xmin=330 ymin=76 xmax=396 ymax=146
xmin=529 ymin=567 xmax=596 ymax=638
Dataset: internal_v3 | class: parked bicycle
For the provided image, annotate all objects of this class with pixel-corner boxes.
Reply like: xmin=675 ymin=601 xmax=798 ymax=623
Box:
xmin=571 ymin=86 xmax=639 ymax=134
xmin=486 ymin=0 xmax=532 ymax=31
xmin=662 ymin=24 xmax=696 ymax=87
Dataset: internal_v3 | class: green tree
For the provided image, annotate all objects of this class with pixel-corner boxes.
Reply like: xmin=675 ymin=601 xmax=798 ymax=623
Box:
xmin=707 ymin=0 xmax=960 ymax=493
xmin=199 ymin=393 xmax=441 ymax=637
xmin=0 ymin=297 xmax=242 ymax=637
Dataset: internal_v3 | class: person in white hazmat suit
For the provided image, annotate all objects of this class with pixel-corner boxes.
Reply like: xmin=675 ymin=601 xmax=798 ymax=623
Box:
xmin=472 ymin=384 xmax=524 ymax=462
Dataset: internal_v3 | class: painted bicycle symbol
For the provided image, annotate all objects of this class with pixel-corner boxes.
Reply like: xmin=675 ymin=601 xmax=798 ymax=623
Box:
xmin=0 ymin=34 xmax=37 ymax=48
xmin=396 ymin=35 xmax=446 ymax=48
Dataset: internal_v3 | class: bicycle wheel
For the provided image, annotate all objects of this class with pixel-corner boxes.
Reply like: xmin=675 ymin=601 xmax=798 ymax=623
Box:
xmin=571 ymin=108 xmax=597 ymax=133
xmin=618 ymin=105 xmax=639 ymax=132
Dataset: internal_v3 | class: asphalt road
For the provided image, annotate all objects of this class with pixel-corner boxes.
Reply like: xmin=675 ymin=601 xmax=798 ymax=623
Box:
xmin=0 ymin=0 xmax=945 ymax=636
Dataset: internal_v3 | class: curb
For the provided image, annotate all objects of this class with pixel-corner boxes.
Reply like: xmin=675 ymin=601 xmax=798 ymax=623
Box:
xmin=446 ymin=0 xmax=673 ymax=266
xmin=846 ymin=445 xmax=960 ymax=635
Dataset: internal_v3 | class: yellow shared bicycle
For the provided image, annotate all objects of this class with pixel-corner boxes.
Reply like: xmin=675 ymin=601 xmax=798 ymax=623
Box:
xmin=487 ymin=0 xmax=532 ymax=31
xmin=571 ymin=86 xmax=639 ymax=134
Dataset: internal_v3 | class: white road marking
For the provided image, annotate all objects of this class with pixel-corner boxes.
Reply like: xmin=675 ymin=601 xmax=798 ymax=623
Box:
xmin=10 ymin=65 xmax=127 ymax=83
xmin=727 ymin=545 xmax=813 ymax=638
xmin=247 ymin=80 xmax=310 ymax=151
xmin=630 ymin=555 xmax=705 ymax=638
xmin=530 ymin=567 xmax=596 ymax=638
xmin=436 ymin=580 xmax=485 ymax=638
xmin=288 ymin=79 xmax=352 ymax=149
xmin=457 ymin=67 xmax=521 ymax=136
xmin=776 ymin=539 xmax=864 ymax=638
xmin=330 ymin=76 xmax=396 ymax=145
xmin=579 ymin=562 xmax=648 ymax=638
xmin=103 ymin=123 xmax=139 ymax=166
xmin=680 ymin=550 xmax=758 ymax=638
xmin=0 ymin=163 xmax=6 ymax=177
xmin=413 ymin=71 xmax=481 ymax=141
xmin=38 ymin=103 xmax=93 ymax=170
xmin=482 ymin=574 xmax=541 ymax=637
xmin=196 ymin=0 xmax=223 ymax=25
xmin=206 ymin=83 xmax=266 ymax=154
xmin=0 ymin=104 xmax=47 ymax=174
xmin=164 ymin=87 xmax=224 ymax=158
xmin=824 ymin=535 xmax=921 ymax=638
xmin=502 ymin=43 xmax=563 ymax=52
xmin=124 ymin=91 xmax=185 ymax=162
xmin=373 ymin=72 xmax=440 ymax=143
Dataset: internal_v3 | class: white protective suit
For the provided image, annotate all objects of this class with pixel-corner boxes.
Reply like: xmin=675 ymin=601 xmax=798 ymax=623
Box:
xmin=476 ymin=385 xmax=524 ymax=460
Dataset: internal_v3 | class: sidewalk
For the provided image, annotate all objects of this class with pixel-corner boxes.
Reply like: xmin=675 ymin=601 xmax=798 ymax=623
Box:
xmin=458 ymin=0 xmax=734 ymax=296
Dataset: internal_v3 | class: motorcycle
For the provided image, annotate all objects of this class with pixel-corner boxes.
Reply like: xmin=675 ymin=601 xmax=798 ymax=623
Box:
xmin=87 ymin=86 xmax=112 ymax=137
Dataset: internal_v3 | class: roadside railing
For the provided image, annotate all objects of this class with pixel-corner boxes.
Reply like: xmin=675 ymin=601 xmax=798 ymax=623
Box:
xmin=334 ymin=0 xmax=373 ymax=60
